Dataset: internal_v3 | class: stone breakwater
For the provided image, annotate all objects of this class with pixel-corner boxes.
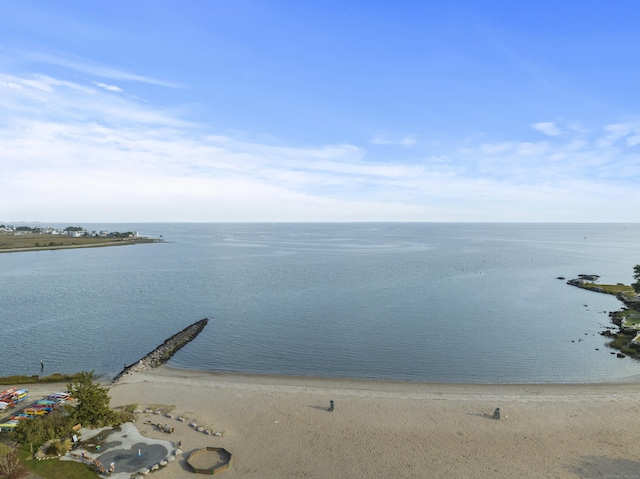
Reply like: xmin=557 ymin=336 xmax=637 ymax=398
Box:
xmin=112 ymin=318 xmax=209 ymax=384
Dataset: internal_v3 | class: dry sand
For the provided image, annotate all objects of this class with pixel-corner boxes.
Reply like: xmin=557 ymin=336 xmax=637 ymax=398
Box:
xmin=100 ymin=366 xmax=640 ymax=478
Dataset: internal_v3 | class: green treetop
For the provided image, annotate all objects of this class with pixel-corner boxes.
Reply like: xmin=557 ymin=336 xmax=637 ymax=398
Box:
xmin=67 ymin=371 xmax=112 ymax=428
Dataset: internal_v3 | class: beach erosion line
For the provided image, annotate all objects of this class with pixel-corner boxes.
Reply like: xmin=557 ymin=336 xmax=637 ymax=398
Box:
xmin=111 ymin=318 xmax=209 ymax=384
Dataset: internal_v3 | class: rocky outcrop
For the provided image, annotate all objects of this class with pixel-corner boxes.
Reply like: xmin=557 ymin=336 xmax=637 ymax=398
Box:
xmin=617 ymin=292 xmax=640 ymax=308
xmin=112 ymin=318 xmax=209 ymax=384
xmin=567 ymin=275 xmax=600 ymax=288
xmin=567 ymin=274 xmax=640 ymax=359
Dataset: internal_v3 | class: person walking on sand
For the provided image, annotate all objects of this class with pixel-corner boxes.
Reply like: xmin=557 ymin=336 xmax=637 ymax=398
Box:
xmin=329 ymin=400 xmax=334 ymax=412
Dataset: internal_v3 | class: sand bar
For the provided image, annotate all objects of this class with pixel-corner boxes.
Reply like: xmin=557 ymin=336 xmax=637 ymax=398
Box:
xmin=98 ymin=366 xmax=640 ymax=478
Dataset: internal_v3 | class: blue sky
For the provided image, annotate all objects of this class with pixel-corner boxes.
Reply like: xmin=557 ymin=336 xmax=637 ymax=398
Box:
xmin=1 ymin=1 xmax=639 ymax=222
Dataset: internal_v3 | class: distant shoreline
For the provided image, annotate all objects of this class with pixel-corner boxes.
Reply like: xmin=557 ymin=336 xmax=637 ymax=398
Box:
xmin=0 ymin=237 xmax=160 ymax=253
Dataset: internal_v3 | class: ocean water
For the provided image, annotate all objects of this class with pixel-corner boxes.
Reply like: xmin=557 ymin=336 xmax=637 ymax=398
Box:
xmin=2 ymin=223 xmax=640 ymax=384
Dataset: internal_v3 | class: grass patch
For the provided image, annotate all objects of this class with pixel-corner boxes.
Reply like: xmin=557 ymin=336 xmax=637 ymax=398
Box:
xmin=622 ymin=310 xmax=640 ymax=327
xmin=0 ymin=372 xmax=84 ymax=385
xmin=116 ymin=403 xmax=139 ymax=413
xmin=111 ymin=410 xmax=135 ymax=424
xmin=608 ymin=334 xmax=640 ymax=357
xmin=582 ymin=282 xmax=635 ymax=295
xmin=147 ymin=403 xmax=176 ymax=415
xmin=19 ymin=447 xmax=97 ymax=479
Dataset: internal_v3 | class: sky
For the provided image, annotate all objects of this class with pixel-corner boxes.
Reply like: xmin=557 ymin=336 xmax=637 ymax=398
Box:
xmin=1 ymin=1 xmax=639 ymax=223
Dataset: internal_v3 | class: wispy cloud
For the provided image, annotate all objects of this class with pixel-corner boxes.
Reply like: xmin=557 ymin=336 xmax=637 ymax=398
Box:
xmin=0 ymin=72 xmax=190 ymax=128
xmin=531 ymin=121 xmax=562 ymax=136
xmin=1 ymin=69 xmax=639 ymax=222
xmin=463 ymin=122 xmax=640 ymax=183
xmin=370 ymin=135 xmax=417 ymax=147
xmin=596 ymin=121 xmax=640 ymax=148
xmin=27 ymin=52 xmax=179 ymax=88
xmin=93 ymin=81 xmax=123 ymax=92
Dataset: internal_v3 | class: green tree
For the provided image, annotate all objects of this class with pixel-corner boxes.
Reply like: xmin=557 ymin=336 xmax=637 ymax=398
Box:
xmin=12 ymin=410 xmax=74 ymax=449
xmin=12 ymin=417 xmax=49 ymax=449
xmin=634 ymin=265 xmax=640 ymax=294
xmin=67 ymin=371 xmax=113 ymax=428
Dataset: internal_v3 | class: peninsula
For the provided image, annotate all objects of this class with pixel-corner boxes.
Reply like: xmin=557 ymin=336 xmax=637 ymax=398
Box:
xmin=0 ymin=224 xmax=160 ymax=253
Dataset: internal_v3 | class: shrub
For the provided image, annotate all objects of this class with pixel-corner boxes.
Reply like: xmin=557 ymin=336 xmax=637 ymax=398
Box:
xmin=147 ymin=404 xmax=175 ymax=415
xmin=46 ymin=439 xmax=71 ymax=457
xmin=0 ymin=447 xmax=28 ymax=479
xmin=121 ymin=403 xmax=139 ymax=413
xmin=111 ymin=410 xmax=135 ymax=426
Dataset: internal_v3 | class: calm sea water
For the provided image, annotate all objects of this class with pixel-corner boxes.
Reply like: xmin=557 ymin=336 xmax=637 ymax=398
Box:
xmin=2 ymin=223 xmax=640 ymax=384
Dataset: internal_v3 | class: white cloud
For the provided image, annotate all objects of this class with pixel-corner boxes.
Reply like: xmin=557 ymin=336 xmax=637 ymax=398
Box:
xmin=93 ymin=81 xmax=123 ymax=92
xmin=0 ymin=73 xmax=191 ymax=128
xmin=626 ymin=134 xmax=640 ymax=146
xmin=480 ymin=142 xmax=512 ymax=154
xmin=370 ymin=135 xmax=417 ymax=147
xmin=1 ymin=69 xmax=639 ymax=222
xmin=596 ymin=121 xmax=640 ymax=148
xmin=515 ymin=141 xmax=548 ymax=156
xmin=565 ymin=139 xmax=588 ymax=151
xmin=531 ymin=121 xmax=562 ymax=136
xmin=28 ymin=52 xmax=179 ymax=88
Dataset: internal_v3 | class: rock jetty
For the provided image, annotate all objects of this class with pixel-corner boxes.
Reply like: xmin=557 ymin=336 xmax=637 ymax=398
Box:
xmin=112 ymin=318 xmax=209 ymax=384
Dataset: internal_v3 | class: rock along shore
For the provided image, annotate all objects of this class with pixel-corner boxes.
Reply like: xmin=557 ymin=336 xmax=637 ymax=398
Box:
xmin=112 ymin=318 xmax=209 ymax=384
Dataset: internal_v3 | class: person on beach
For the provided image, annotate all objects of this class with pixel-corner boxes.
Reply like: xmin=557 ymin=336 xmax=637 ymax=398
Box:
xmin=492 ymin=407 xmax=500 ymax=420
xmin=329 ymin=400 xmax=334 ymax=412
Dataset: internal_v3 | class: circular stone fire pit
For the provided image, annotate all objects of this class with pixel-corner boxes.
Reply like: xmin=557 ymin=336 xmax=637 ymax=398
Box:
xmin=186 ymin=447 xmax=232 ymax=474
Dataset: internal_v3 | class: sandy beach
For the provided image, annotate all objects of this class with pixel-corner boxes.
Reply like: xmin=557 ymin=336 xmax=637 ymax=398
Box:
xmin=86 ymin=366 xmax=640 ymax=478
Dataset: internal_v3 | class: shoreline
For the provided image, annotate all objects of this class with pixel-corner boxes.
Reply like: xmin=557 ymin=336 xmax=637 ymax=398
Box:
xmin=125 ymin=364 xmax=640 ymax=396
